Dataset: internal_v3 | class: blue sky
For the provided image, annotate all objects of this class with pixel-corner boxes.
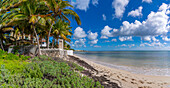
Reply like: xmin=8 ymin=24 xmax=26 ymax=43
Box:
xmin=68 ymin=0 xmax=170 ymax=51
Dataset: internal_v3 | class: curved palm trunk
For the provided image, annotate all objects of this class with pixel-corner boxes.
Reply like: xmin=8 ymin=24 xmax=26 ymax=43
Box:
xmin=0 ymin=39 xmax=4 ymax=51
xmin=33 ymin=26 xmax=41 ymax=55
xmin=0 ymin=31 xmax=4 ymax=50
xmin=47 ymin=23 xmax=54 ymax=49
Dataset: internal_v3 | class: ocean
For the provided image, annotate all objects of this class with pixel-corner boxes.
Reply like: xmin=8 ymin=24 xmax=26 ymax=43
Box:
xmin=74 ymin=51 xmax=170 ymax=76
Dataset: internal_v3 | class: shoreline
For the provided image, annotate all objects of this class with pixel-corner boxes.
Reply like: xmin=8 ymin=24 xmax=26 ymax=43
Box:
xmin=74 ymin=53 xmax=170 ymax=77
xmin=91 ymin=60 xmax=170 ymax=77
xmin=71 ymin=55 xmax=170 ymax=88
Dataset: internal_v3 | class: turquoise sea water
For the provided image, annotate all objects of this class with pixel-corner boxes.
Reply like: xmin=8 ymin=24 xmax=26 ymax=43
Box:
xmin=74 ymin=51 xmax=170 ymax=76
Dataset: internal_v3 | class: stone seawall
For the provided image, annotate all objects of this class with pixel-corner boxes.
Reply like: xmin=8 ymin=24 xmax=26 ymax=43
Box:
xmin=41 ymin=49 xmax=67 ymax=58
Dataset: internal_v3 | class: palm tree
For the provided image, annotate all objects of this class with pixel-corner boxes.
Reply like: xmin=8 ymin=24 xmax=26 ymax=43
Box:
xmin=52 ymin=19 xmax=72 ymax=48
xmin=0 ymin=0 xmax=22 ymax=50
xmin=0 ymin=0 xmax=80 ymax=54
xmin=43 ymin=0 xmax=81 ymax=48
xmin=0 ymin=0 xmax=27 ymax=14
xmin=6 ymin=0 xmax=49 ymax=55
xmin=44 ymin=17 xmax=55 ymax=48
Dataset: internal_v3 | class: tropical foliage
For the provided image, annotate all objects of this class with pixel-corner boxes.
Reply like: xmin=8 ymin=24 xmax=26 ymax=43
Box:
xmin=0 ymin=0 xmax=81 ymax=55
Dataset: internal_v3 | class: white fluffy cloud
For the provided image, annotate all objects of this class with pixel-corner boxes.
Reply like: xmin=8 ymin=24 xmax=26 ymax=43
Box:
xmin=141 ymin=36 xmax=152 ymax=41
xmin=111 ymin=39 xmax=117 ymax=42
xmin=112 ymin=0 xmax=129 ymax=18
xmin=92 ymin=0 xmax=98 ymax=6
xmin=128 ymin=44 xmax=135 ymax=48
xmin=94 ymin=45 xmax=101 ymax=48
xmin=102 ymin=14 xmax=106 ymax=21
xmin=101 ymin=3 xmax=170 ymax=42
xmin=73 ymin=27 xmax=99 ymax=47
xmin=140 ymin=42 xmax=165 ymax=47
xmin=116 ymin=44 xmax=135 ymax=48
xmin=100 ymin=25 xmax=114 ymax=39
xmin=162 ymin=36 xmax=170 ymax=41
xmin=152 ymin=37 xmax=159 ymax=42
xmin=71 ymin=0 xmax=90 ymax=11
xmin=128 ymin=6 xmax=143 ymax=17
xmin=119 ymin=36 xmax=133 ymax=42
xmin=118 ymin=44 xmax=127 ymax=47
xmin=142 ymin=0 xmax=152 ymax=3
xmin=73 ymin=27 xmax=87 ymax=39
xmin=71 ymin=0 xmax=99 ymax=11
xmin=87 ymin=31 xmax=98 ymax=40
xmin=141 ymin=36 xmax=159 ymax=42
xmin=159 ymin=3 xmax=170 ymax=13
xmin=74 ymin=39 xmax=86 ymax=47
xmin=118 ymin=9 xmax=169 ymax=36
xmin=87 ymin=31 xmax=98 ymax=45
xmin=89 ymin=39 xmax=98 ymax=45
xmin=100 ymin=36 xmax=108 ymax=39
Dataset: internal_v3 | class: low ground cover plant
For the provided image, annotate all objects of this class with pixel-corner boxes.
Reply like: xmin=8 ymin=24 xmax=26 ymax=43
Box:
xmin=0 ymin=49 xmax=103 ymax=88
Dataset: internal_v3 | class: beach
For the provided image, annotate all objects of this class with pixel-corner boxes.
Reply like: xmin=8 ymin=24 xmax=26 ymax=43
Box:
xmin=74 ymin=51 xmax=170 ymax=76
xmin=68 ymin=55 xmax=170 ymax=88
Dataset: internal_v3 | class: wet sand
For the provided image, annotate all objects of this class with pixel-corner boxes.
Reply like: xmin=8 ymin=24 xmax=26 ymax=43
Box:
xmin=69 ymin=55 xmax=170 ymax=88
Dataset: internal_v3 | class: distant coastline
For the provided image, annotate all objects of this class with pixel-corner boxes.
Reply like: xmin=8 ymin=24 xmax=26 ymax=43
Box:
xmin=74 ymin=50 xmax=88 ymax=52
xmin=75 ymin=50 xmax=170 ymax=52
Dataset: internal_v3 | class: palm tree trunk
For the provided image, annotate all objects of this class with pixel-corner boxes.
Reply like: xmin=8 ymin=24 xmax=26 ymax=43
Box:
xmin=13 ymin=32 xmax=16 ymax=45
xmin=41 ymin=38 xmax=43 ymax=47
xmin=0 ymin=31 xmax=4 ymax=50
xmin=46 ymin=36 xmax=49 ymax=48
xmin=0 ymin=39 xmax=4 ymax=51
xmin=56 ymin=39 xmax=58 ymax=48
xmin=22 ymin=33 xmax=24 ymax=40
xmin=22 ymin=29 xmax=24 ymax=42
xmin=63 ymin=40 xmax=65 ymax=49
xmin=47 ymin=23 xmax=54 ymax=49
xmin=32 ymin=32 xmax=34 ymax=44
xmin=33 ymin=26 xmax=41 ymax=55
xmin=16 ymin=34 xmax=18 ymax=46
xmin=52 ymin=38 xmax=55 ymax=48
xmin=56 ymin=35 xmax=59 ymax=48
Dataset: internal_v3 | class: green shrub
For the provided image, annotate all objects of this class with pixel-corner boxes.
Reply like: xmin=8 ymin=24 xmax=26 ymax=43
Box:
xmin=0 ymin=60 xmax=28 ymax=74
xmin=0 ymin=49 xmax=30 ymax=60
xmin=31 ymin=56 xmax=40 ymax=62
xmin=19 ymin=55 xmax=31 ymax=60
xmin=23 ymin=62 xmax=43 ymax=78
xmin=72 ymin=62 xmax=84 ymax=72
xmin=39 ymin=55 xmax=51 ymax=60
xmin=0 ymin=51 xmax=103 ymax=88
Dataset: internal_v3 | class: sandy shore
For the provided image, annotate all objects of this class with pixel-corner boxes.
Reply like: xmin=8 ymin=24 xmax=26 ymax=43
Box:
xmin=71 ymin=55 xmax=170 ymax=88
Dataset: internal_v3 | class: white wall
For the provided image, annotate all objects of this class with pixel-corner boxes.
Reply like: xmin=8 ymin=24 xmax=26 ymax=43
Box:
xmin=67 ymin=50 xmax=73 ymax=55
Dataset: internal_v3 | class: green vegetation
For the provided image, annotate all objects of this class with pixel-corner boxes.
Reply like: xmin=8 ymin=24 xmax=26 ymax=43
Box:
xmin=0 ymin=50 xmax=103 ymax=88
xmin=0 ymin=49 xmax=31 ymax=60
xmin=0 ymin=60 xmax=28 ymax=74
xmin=0 ymin=0 xmax=80 ymax=53
xmin=72 ymin=62 xmax=84 ymax=72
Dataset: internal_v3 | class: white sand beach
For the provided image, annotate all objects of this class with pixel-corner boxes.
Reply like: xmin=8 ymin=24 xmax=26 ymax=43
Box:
xmin=72 ymin=55 xmax=170 ymax=88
